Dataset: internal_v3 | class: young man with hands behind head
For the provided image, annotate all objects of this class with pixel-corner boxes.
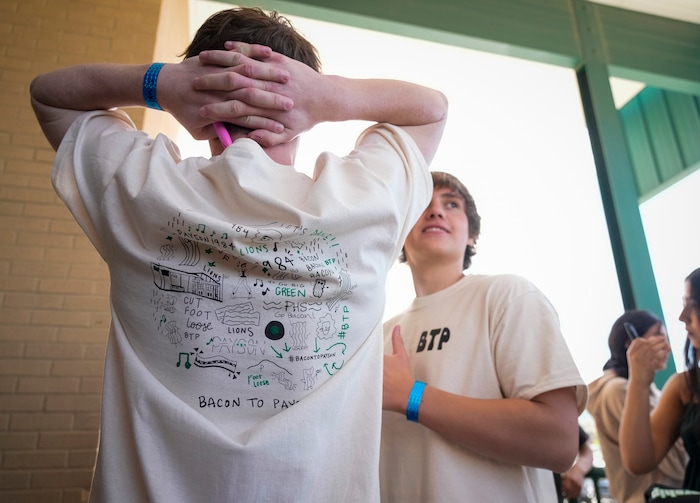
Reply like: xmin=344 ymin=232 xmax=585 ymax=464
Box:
xmin=31 ymin=7 xmax=447 ymax=502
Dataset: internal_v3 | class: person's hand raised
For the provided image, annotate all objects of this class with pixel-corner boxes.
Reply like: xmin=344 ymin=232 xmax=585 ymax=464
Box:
xmin=158 ymin=43 xmax=292 ymax=141
xmin=627 ymin=323 xmax=671 ymax=386
xmin=196 ymin=41 xmax=331 ymax=147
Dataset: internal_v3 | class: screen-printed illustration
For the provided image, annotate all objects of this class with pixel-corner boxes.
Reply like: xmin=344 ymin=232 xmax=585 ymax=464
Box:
xmin=149 ymin=212 xmax=356 ymax=413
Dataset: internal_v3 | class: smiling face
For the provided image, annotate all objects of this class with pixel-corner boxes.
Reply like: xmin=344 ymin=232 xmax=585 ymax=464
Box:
xmin=680 ymin=279 xmax=700 ymax=349
xmin=404 ymin=186 xmax=475 ymax=271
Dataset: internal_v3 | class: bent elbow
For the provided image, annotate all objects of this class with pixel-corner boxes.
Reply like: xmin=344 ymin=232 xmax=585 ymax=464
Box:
xmin=622 ymin=457 xmax=654 ymax=476
xmin=546 ymin=434 xmax=580 ymax=473
xmin=621 ymin=448 xmax=655 ymax=475
xmin=434 ymin=91 xmax=449 ymax=122
xmin=550 ymin=448 xmax=579 ymax=474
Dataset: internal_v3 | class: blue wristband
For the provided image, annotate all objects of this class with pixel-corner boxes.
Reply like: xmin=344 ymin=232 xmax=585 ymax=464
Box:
xmin=143 ymin=62 xmax=165 ymax=110
xmin=406 ymin=381 xmax=427 ymax=422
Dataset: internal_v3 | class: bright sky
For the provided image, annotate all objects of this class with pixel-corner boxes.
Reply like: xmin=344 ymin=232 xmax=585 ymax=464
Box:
xmin=182 ymin=0 xmax=699 ymax=388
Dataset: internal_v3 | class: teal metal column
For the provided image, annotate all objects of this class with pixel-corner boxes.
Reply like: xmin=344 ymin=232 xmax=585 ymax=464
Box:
xmin=571 ymin=0 xmax=675 ymax=383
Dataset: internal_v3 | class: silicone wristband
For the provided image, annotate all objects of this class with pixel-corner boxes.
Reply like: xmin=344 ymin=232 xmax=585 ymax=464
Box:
xmin=143 ymin=63 xmax=165 ymax=110
xmin=406 ymin=381 xmax=427 ymax=422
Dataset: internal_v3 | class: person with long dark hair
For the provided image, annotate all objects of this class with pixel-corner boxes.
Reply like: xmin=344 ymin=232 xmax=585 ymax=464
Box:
xmin=620 ymin=268 xmax=700 ymax=491
xmin=588 ymin=310 xmax=687 ymax=502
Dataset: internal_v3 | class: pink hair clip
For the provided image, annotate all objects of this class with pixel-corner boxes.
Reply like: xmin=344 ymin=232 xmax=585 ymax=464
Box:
xmin=213 ymin=122 xmax=232 ymax=148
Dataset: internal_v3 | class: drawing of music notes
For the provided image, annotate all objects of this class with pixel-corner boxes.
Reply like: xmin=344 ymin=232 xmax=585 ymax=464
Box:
xmin=176 ymin=352 xmax=191 ymax=369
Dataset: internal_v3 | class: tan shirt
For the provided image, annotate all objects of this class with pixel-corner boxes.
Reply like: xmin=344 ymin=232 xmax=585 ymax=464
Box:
xmin=588 ymin=370 xmax=688 ymax=503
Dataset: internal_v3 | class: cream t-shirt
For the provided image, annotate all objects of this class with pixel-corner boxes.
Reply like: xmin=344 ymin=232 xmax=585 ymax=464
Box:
xmin=53 ymin=110 xmax=431 ymax=502
xmin=380 ymin=274 xmax=588 ymax=503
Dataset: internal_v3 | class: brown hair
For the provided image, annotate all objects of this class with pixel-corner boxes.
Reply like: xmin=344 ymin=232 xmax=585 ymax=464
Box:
xmin=400 ymin=171 xmax=481 ymax=270
xmin=183 ymin=7 xmax=321 ymax=72
xmin=603 ymin=309 xmax=663 ymax=379
xmin=684 ymin=268 xmax=700 ymax=404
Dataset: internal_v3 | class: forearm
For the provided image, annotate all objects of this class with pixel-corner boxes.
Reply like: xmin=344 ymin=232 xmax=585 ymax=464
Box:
xmin=30 ymin=58 xmax=275 ymax=150
xmin=31 ymin=63 xmax=147 ymax=112
xmin=619 ymin=379 xmax=656 ymax=473
xmin=383 ymin=328 xmax=578 ymax=471
xmin=322 ymin=76 xmax=447 ymax=162
xmin=415 ymin=385 xmax=579 ymax=472
xmin=31 ymin=64 xmax=147 ymax=150
xmin=322 ymin=76 xmax=446 ymax=126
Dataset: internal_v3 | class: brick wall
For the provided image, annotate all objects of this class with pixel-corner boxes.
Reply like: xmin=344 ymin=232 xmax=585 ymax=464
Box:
xmin=0 ymin=0 xmax=186 ymax=501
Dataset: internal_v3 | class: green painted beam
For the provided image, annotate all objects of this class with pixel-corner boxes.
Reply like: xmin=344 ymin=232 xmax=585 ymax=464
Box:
xmin=597 ymin=5 xmax=700 ymax=95
xmin=236 ymin=0 xmax=580 ymax=67
xmin=240 ymin=0 xmax=700 ymax=95
xmin=575 ymin=67 xmax=665 ymax=311
xmin=572 ymin=0 xmax=676 ymax=384
xmin=619 ymin=99 xmax=660 ymax=196
xmin=572 ymin=4 xmax=658 ymax=307
xmin=619 ymin=87 xmax=700 ymax=201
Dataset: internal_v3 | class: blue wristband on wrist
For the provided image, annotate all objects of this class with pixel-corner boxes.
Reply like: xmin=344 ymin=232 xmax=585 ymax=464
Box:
xmin=406 ymin=381 xmax=427 ymax=422
xmin=143 ymin=62 xmax=165 ymax=110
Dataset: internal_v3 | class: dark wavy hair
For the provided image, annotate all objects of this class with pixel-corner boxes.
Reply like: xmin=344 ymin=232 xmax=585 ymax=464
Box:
xmin=603 ymin=309 xmax=663 ymax=379
xmin=684 ymin=268 xmax=700 ymax=402
xmin=399 ymin=171 xmax=481 ymax=270
xmin=183 ymin=7 xmax=321 ymax=71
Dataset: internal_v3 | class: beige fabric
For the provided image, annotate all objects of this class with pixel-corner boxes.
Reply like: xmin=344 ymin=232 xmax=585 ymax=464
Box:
xmin=380 ymin=274 xmax=588 ymax=503
xmin=588 ymin=370 xmax=687 ymax=503
xmin=53 ymin=109 xmax=431 ymax=502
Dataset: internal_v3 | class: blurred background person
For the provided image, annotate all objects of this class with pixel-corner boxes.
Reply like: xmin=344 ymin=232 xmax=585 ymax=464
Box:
xmin=588 ymin=310 xmax=687 ymax=502
xmin=555 ymin=425 xmax=594 ymax=502
xmin=620 ymin=268 xmax=700 ymax=492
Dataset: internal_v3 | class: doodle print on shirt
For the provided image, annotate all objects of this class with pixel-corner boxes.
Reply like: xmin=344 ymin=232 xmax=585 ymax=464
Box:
xmin=149 ymin=212 xmax=356 ymax=414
